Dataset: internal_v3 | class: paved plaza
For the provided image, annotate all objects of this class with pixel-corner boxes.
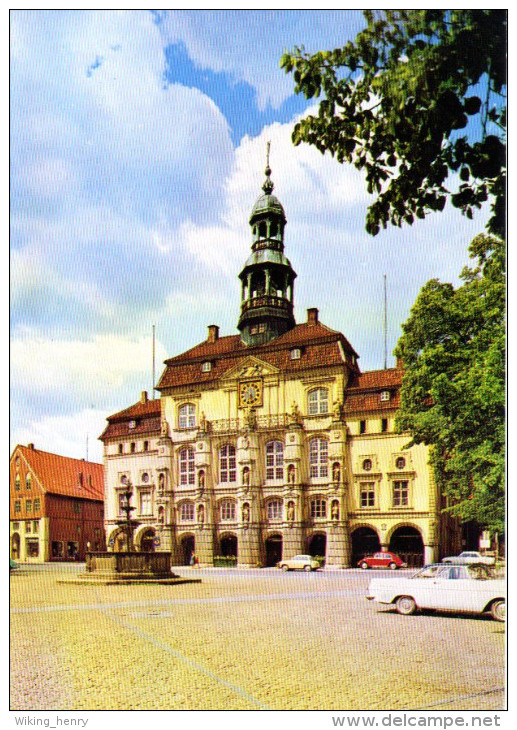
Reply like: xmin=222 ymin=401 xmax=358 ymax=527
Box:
xmin=10 ymin=564 xmax=505 ymax=711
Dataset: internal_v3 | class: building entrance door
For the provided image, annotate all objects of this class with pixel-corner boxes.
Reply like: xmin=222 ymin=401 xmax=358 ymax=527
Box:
xmin=11 ymin=533 xmax=20 ymax=560
xmin=265 ymin=535 xmax=282 ymax=567
xmin=181 ymin=535 xmax=195 ymax=565
xmin=308 ymin=533 xmax=326 ymax=559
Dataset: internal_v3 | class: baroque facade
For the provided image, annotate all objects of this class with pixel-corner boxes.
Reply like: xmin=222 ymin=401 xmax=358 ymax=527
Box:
xmin=100 ymin=157 xmax=461 ymax=568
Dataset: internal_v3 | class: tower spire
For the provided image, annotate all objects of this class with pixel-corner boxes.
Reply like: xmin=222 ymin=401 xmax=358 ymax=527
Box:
xmin=262 ymin=141 xmax=274 ymax=195
xmin=237 ymin=150 xmax=296 ymax=346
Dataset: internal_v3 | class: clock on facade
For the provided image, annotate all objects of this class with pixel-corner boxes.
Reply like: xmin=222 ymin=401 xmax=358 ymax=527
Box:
xmin=238 ymin=380 xmax=263 ymax=408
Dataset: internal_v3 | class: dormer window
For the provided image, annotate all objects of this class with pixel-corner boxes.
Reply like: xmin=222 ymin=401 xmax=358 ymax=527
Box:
xmin=128 ymin=420 xmax=136 ymax=429
xmin=290 ymin=348 xmax=301 ymax=360
xmin=202 ymin=361 xmax=212 ymax=372
xmin=380 ymin=391 xmax=390 ymax=402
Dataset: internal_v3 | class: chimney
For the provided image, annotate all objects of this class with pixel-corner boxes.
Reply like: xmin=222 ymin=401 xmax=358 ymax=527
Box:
xmin=140 ymin=390 xmax=148 ymax=404
xmin=28 ymin=443 xmax=35 ymax=450
xmin=207 ymin=325 xmax=220 ymax=343
xmin=307 ymin=308 xmax=319 ymax=325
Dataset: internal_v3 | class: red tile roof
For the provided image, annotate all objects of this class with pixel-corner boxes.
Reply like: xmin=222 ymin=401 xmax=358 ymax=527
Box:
xmin=344 ymin=367 xmax=403 ymax=414
xmin=99 ymin=398 xmax=161 ymax=441
xmin=157 ymin=321 xmax=359 ymax=390
xmin=13 ymin=445 xmax=104 ymax=500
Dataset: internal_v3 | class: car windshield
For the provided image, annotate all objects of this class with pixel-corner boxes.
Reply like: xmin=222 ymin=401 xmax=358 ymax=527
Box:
xmin=413 ymin=564 xmax=498 ymax=580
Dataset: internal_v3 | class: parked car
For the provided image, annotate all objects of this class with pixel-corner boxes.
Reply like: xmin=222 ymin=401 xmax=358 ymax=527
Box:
xmin=277 ymin=555 xmax=320 ymax=572
xmin=367 ymin=563 xmax=505 ymax=622
xmin=10 ymin=558 xmax=19 ymax=571
xmin=358 ymin=552 xmax=406 ymax=570
xmin=441 ymin=551 xmax=495 ymax=565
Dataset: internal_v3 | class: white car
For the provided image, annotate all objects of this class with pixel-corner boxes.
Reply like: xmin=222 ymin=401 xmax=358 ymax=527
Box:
xmin=367 ymin=563 xmax=505 ymax=622
xmin=277 ymin=555 xmax=320 ymax=572
xmin=441 ymin=551 xmax=495 ymax=565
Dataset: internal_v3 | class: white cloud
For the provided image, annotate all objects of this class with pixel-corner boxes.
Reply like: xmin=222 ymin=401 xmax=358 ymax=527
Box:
xmin=11 ymin=333 xmax=167 ymax=395
xmin=158 ymin=10 xmax=366 ymax=109
xmin=10 ymin=409 xmax=110 ymax=463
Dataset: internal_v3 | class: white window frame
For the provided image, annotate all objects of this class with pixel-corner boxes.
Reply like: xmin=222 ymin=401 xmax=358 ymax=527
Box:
xmin=309 ymin=438 xmax=328 ymax=479
xmin=139 ymin=491 xmax=152 ymax=516
xmin=380 ymin=390 xmax=390 ymax=402
xmin=219 ymin=444 xmax=236 ymax=483
xmin=290 ymin=348 xmax=301 ymax=360
xmin=267 ymin=499 xmax=283 ymax=520
xmin=266 ymin=440 xmax=284 ymax=482
xmin=202 ymin=361 xmax=212 ymax=372
xmin=220 ymin=500 xmax=236 ymax=521
xmin=359 ymin=481 xmax=376 ymax=508
xmin=179 ymin=502 xmax=195 ymax=521
xmin=310 ymin=498 xmax=327 ymax=519
xmin=179 ymin=448 xmax=195 ymax=486
xmin=179 ymin=403 xmax=196 ymax=429
xmin=393 ymin=480 xmax=410 ymax=507
xmin=308 ymin=388 xmax=329 ymax=416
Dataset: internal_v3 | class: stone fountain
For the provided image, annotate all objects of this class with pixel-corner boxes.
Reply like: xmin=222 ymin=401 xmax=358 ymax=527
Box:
xmin=60 ymin=481 xmax=200 ymax=586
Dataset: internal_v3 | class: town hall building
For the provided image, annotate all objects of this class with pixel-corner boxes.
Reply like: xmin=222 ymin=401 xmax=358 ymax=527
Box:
xmin=100 ymin=154 xmax=461 ymax=568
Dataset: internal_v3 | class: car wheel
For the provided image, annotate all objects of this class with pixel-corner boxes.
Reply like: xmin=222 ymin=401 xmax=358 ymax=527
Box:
xmin=490 ymin=599 xmax=505 ymax=622
xmin=360 ymin=562 xmax=369 ymax=570
xmin=304 ymin=565 xmax=312 ymax=572
xmin=395 ymin=596 xmax=417 ymax=616
xmin=281 ymin=564 xmax=289 ymax=572
xmin=389 ymin=562 xmax=398 ymax=570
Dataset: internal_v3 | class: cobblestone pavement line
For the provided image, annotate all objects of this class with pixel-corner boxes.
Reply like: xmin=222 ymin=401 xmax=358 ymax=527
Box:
xmin=10 ymin=588 xmax=362 ymax=615
xmin=408 ymin=687 xmax=506 ymax=711
xmin=98 ymin=606 xmax=271 ymax=710
xmin=10 ymin=569 xmax=505 ymax=711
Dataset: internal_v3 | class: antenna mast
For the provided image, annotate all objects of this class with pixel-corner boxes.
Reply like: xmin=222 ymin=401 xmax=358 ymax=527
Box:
xmin=152 ymin=325 xmax=156 ymax=399
xmin=383 ymin=275 xmax=387 ymax=370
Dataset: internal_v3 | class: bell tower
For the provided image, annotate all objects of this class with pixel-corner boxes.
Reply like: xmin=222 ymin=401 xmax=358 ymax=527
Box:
xmin=237 ymin=143 xmax=297 ymax=346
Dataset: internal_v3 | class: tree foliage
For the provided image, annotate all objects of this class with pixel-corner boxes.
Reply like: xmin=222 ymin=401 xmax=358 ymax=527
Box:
xmin=394 ymin=234 xmax=505 ymax=533
xmin=281 ymin=10 xmax=506 ymax=238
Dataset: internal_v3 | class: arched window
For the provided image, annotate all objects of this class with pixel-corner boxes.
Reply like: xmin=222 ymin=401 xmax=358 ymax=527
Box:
xmin=310 ymin=497 xmax=327 ymax=519
xmin=220 ymin=500 xmax=236 ymax=521
xmin=308 ymin=388 xmax=329 ymax=415
xmin=179 ymin=403 xmax=196 ymax=429
xmin=179 ymin=448 xmax=195 ymax=486
xmin=180 ymin=502 xmax=195 ymax=521
xmin=266 ymin=441 xmax=284 ymax=481
xmin=267 ymin=499 xmax=283 ymax=520
xmin=219 ymin=444 xmax=236 ymax=483
xmin=309 ymin=438 xmax=328 ymax=478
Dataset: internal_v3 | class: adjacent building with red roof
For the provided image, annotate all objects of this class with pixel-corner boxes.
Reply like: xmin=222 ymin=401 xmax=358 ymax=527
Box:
xmin=9 ymin=443 xmax=105 ymax=562
xmin=100 ymin=156 xmax=461 ymax=567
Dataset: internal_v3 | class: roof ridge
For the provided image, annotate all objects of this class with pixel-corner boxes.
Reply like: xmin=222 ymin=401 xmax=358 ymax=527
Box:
xmin=16 ymin=444 xmax=103 ymax=467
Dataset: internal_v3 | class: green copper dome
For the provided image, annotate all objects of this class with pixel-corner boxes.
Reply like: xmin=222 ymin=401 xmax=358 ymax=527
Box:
xmin=237 ymin=143 xmax=297 ymax=347
xmin=249 ymin=192 xmax=286 ymax=223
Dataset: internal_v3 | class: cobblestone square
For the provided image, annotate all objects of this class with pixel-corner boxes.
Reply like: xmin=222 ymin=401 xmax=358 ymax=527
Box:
xmin=10 ymin=565 xmax=505 ymax=711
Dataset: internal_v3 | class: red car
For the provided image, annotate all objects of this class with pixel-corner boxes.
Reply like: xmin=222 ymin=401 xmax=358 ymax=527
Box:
xmin=358 ymin=552 xmax=406 ymax=570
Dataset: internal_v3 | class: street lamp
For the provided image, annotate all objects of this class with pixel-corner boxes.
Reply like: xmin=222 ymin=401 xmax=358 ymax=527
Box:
xmin=118 ymin=480 xmax=137 ymax=552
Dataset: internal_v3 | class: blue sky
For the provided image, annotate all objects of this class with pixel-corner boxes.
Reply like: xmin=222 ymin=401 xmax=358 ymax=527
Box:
xmin=10 ymin=10 xmax=491 ymax=462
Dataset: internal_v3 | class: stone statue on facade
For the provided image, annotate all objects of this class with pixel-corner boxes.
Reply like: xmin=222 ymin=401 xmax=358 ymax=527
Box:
xmin=287 ymin=501 xmax=295 ymax=525
xmin=288 ymin=401 xmax=302 ymax=426
xmin=242 ymin=503 xmax=250 ymax=524
xmin=160 ymin=418 xmax=169 ymax=438
xmin=197 ymin=504 xmax=205 ymax=525
xmin=332 ymin=462 xmax=341 ymax=484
